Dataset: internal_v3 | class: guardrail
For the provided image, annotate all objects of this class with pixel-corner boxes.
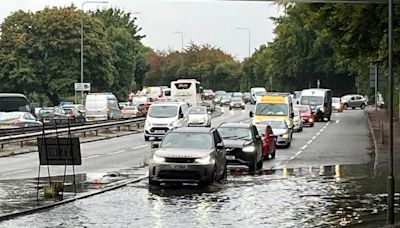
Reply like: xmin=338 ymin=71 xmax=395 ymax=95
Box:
xmin=0 ymin=117 xmax=146 ymax=149
xmin=0 ymin=117 xmax=145 ymax=137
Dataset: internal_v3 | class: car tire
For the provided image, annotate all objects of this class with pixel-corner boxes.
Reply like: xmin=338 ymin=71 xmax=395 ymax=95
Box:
xmin=207 ymin=167 xmax=218 ymax=185
xmin=352 ymin=107 xmax=356 ymax=110
xmin=242 ymin=107 xmax=245 ymax=110
xmin=220 ymin=164 xmax=228 ymax=181
xmin=286 ymin=142 xmax=291 ymax=148
xmin=229 ymin=107 xmax=232 ymax=110
xmin=361 ymin=103 xmax=366 ymax=109
xmin=149 ymin=177 xmax=160 ymax=186
xmin=271 ymin=149 xmax=276 ymax=159
xmin=299 ymin=127 xmax=303 ymax=132
xmin=144 ymin=136 xmax=150 ymax=141
xmin=248 ymin=158 xmax=257 ymax=174
xmin=257 ymin=155 xmax=264 ymax=170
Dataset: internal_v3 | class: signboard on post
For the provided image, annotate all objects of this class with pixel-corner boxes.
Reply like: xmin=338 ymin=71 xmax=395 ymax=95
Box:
xmin=74 ymin=83 xmax=91 ymax=92
xmin=37 ymin=137 xmax=82 ymax=165
xmin=369 ymin=66 xmax=386 ymax=88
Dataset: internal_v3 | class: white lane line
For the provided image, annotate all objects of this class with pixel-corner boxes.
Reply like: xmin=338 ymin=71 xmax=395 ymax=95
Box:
xmin=319 ymin=129 xmax=324 ymax=133
xmin=307 ymin=140 xmax=313 ymax=145
xmin=108 ymin=149 xmax=126 ymax=155
xmin=1 ymin=169 xmax=32 ymax=176
xmin=289 ymin=156 xmax=295 ymax=160
xmin=323 ymin=126 xmax=327 ymax=129
xmin=336 ymin=120 xmax=340 ymax=124
xmin=131 ymin=145 xmax=148 ymax=150
xmin=301 ymin=145 xmax=308 ymax=150
xmin=316 ymin=132 xmax=321 ymax=136
xmin=83 ymin=155 xmax=100 ymax=160
xmin=312 ymin=136 xmax=317 ymax=140
xmin=295 ymin=151 xmax=302 ymax=156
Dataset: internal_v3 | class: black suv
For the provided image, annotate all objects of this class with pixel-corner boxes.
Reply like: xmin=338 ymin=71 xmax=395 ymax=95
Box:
xmin=217 ymin=123 xmax=263 ymax=173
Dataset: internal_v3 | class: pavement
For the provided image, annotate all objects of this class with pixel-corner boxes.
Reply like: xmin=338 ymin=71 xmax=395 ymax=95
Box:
xmin=365 ymin=106 xmax=400 ymax=177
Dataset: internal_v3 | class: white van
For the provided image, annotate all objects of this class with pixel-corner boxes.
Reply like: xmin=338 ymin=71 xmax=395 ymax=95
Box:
xmin=85 ymin=93 xmax=122 ymax=121
xmin=250 ymin=87 xmax=267 ymax=104
xmin=300 ymin=88 xmax=332 ymax=121
xmin=144 ymin=102 xmax=189 ymax=141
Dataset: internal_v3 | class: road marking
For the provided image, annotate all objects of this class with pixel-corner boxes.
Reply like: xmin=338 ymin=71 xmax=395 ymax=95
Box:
xmin=336 ymin=120 xmax=340 ymax=124
xmin=1 ymin=169 xmax=32 ymax=176
xmin=319 ymin=129 xmax=324 ymax=133
xmin=312 ymin=136 xmax=317 ymax=140
xmin=131 ymin=145 xmax=148 ymax=150
xmin=307 ymin=140 xmax=313 ymax=145
xmin=301 ymin=145 xmax=308 ymax=150
xmin=295 ymin=151 xmax=302 ymax=156
xmin=323 ymin=126 xmax=327 ymax=129
xmin=83 ymin=155 xmax=100 ymax=160
xmin=108 ymin=149 xmax=126 ymax=155
xmin=316 ymin=132 xmax=321 ymax=136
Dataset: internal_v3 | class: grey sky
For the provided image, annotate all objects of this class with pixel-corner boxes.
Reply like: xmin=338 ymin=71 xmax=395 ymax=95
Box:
xmin=0 ymin=0 xmax=282 ymax=60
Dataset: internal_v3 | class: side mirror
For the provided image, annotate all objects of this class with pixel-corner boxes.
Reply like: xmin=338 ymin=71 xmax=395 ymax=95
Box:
xmin=216 ymin=142 xmax=224 ymax=150
xmin=269 ymin=133 xmax=275 ymax=138
xmin=290 ymin=113 xmax=294 ymax=118
xmin=249 ymin=111 xmax=254 ymax=118
xmin=296 ymin=101 xmax=299 ymax=105
xmin=151 ymin=142 xmax=159 ymax=149
xmin=179 ymin=113 xmax=184 ymax=119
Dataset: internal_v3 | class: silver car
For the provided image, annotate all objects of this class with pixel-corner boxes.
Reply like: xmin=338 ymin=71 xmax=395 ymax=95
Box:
xmin=341 ymin=94 xmax=367 ymax=109
xmin=188 ymin=106 xmax=211 ymax=127
xmin=148 ymin=127 xmax=227 ymax=186
xmin=0 ymin=112 xmax=42 ymax=128
xmin=229 ymin=97 xmax=245 ymax=110
xmin=267 ymin=119 xmax=292 ymax=148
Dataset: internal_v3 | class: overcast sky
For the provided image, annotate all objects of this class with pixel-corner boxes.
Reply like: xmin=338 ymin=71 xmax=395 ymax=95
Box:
xmin=0 ymin=0 xmax=283 ymax=60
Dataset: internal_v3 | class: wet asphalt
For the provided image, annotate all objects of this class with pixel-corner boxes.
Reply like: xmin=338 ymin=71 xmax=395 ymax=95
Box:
xmin=1 ymin=107 xmax=399 ymax=227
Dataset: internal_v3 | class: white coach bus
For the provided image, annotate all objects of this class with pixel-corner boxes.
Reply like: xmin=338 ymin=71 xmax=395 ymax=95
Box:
xmin=170 ymin=79 xmax=203 ymax=106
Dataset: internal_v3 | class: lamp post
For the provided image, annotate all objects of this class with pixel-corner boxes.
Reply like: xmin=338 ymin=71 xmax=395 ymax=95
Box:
xmin=81 ymin=1 xmax=109 ymax=104
xmin=174 ymin=31 xmax=184 ymax=67
xmin=237 ymin=27 xmax=251 ymax=58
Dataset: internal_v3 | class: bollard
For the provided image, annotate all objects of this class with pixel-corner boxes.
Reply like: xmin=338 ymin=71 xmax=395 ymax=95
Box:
xmin=20 ymin=141 xmax=24 ymax=147
xmin=83 ymin=132 xmax=86 ymax=137
xmin=118 ymin=126 xmax=121 ymax=132
xmin=95 ymin=130 xmax=98 ymax=136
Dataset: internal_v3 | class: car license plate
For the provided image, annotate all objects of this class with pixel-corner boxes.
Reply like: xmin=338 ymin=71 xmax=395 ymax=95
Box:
xmin=170 ymin=165 xmax=188 ymax=170
xmin=155 ymin=130 xmax=165 ymax=134
xmin=226 ymin=155 xmax=235 ymax=160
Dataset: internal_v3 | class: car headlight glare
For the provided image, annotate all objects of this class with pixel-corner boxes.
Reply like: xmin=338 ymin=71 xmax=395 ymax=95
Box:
xmin=242 ymin=145 xmax=256 ymax=152
xmin=195 ymin=155 xmax=211 ymax=164
xmin=282 ymin=133 xmax=289 ymax=139
xmin=152 ymin=154 xmax=165 ymax=163
xmin=309 ymin=118 xmax=314 ymax=122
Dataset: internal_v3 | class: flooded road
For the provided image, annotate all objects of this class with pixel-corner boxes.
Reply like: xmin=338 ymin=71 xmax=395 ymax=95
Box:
xmin=2 ymin=163 xmax=399 ymax=227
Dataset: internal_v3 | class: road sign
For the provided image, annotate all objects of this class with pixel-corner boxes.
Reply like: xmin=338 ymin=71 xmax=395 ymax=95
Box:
xmin=369 ymin=66 xmax=386 ymax=88
xmin=37 ymin=137 xmax=82 ymax=165
xmin=74 ymin=83 xmax=91 ymax=92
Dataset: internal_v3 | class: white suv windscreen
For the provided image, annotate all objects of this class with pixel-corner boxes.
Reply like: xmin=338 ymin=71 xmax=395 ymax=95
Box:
xmin=149 ymin=106 xmax=178 ymax=118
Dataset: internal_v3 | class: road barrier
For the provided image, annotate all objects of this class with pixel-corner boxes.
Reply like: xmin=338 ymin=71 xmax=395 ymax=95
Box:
xmin=0 ymin=117 xmax=146 ymax=149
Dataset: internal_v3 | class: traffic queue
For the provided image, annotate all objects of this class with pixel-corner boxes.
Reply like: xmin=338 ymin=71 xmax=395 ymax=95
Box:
xmin=146 ymin=85 xmax=369 ymax=187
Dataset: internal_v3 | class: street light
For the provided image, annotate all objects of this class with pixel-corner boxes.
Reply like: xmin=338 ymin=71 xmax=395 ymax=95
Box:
xmin=174 ymin=31 xmax=184 ymax=67
xmin=237 ymin=27 xmax=251 ymax=58
xmin=80 ymin=1 xmax=109 ymax=104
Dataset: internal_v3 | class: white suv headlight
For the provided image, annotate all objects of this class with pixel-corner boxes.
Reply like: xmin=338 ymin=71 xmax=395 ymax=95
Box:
xmin=152 ymin=154 xmax=165 ymax=163
xmin=242 ymin=145 xmax=256 ymax=152
xmin=195 ymin=155 xmax=211 ymax=164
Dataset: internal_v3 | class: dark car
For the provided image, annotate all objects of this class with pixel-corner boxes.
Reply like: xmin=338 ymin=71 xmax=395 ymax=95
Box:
xmin=148 ymin=127 xmax=227 ymax=186
xmin=229 ymin=97 xmax=245 ymax=110
xmin=38 ymin=106 xmax=70 ymax=124
xmin=219 ymin=95 xmax=232 ymax=106
xmin=243 ymin=92 xmax=251 ymax=104
xmin=62 ymin=106 xmax=85 ymax=123
xmin=217 ymin=123 xmax=263 ymax=173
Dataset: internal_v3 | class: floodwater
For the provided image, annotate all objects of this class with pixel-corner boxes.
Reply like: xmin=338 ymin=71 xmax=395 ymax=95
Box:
xmin=1 ymin=162 xmax=399 ymax=227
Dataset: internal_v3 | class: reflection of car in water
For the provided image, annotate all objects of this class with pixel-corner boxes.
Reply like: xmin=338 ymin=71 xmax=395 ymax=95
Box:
xmin=217 ymin=123 xmax=264 ymax=173
xmin=148 ymin=127 xmax=227 ymax=186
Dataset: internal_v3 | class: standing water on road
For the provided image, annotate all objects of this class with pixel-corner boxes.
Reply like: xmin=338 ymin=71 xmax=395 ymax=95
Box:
xmin=1 ymin=163 xmax=399 ymax=227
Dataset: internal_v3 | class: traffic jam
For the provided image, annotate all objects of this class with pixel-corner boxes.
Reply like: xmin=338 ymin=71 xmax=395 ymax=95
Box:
xmin=141 ymin=79 xmax=368 ymax=187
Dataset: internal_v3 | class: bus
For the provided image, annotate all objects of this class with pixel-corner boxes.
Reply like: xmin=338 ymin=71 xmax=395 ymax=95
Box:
xmin=170 ymin=79 xmax=203 ymax=106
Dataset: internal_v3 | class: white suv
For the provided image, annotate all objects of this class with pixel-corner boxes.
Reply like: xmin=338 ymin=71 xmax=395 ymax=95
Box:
xmin=144 ymin=102 xmax=188 ymax=141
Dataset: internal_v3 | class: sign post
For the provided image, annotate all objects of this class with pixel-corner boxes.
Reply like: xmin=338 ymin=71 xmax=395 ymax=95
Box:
xmin=74 ymin=83 xmax=91 ymax=104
